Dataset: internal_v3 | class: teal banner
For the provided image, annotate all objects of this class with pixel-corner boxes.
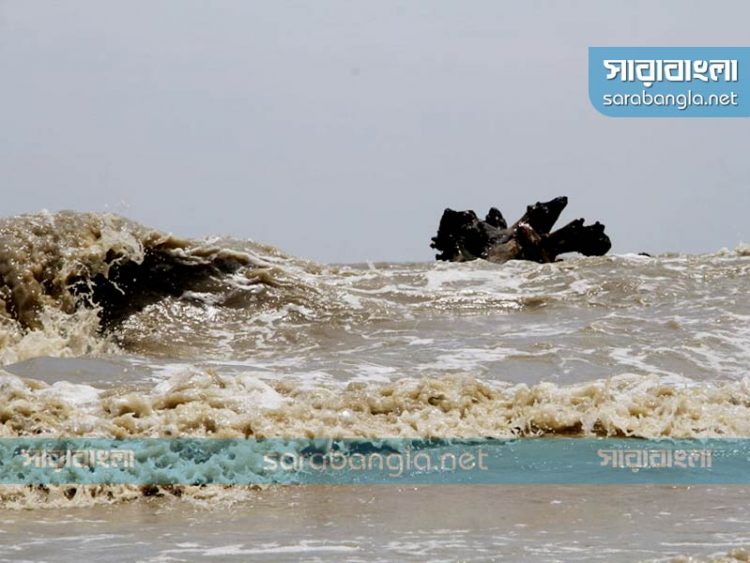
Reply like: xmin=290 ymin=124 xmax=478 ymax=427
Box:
xmin=0 ymin=438 xmax=746 ymax=485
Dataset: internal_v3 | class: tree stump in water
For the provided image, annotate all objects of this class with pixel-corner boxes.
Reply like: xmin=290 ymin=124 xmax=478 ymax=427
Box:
xmin=430 ymin=196 xmax=611 ymax=263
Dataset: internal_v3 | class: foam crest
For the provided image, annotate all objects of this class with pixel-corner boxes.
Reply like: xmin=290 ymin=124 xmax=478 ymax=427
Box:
xmin=3 ymin=370 xmax=750 ymax=508
xmin=2 ymin=369 xmax=749 ymax=440
xmin=0 ymin=211 xmax=310 ymax=365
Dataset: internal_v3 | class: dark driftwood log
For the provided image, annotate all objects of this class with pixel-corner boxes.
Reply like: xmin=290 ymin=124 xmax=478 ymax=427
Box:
xmin=430 ymin=196 xmax=611 ymax=264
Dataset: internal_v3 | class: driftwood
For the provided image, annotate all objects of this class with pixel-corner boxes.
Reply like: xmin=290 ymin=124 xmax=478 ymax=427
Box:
xmin=430 ymin=196 xmax=611 ymax=264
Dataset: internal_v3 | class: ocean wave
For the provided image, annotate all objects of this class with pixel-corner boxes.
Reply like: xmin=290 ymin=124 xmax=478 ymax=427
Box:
xmin=0 ymin=211 xmax=322 ymax=364
xmin=1 ymin=211 xmax=749 ymax=366
xmin=2 ymin=369 xmax=748 ymax=440
xmin=2 ymin=369 xmax=750 ymax=508
xmin=0 ymin=211 xmax=255 ymax=327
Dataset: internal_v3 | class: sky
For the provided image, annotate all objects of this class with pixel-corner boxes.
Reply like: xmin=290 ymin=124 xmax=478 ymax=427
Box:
xmin=1 ymin=0 xmax=748 ymax=263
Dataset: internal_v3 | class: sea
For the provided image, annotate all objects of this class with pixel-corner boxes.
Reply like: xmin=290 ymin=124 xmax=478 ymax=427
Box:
xmin=1 ymin=211 xmax=749 ymax=562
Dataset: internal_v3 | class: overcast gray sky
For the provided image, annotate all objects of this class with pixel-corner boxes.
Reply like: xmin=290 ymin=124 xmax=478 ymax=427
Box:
xmin=1 ymin=1 xmax=748 ymax=263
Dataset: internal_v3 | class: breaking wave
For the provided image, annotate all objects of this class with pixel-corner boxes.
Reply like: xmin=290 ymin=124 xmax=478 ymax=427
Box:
xmin=2 ymin=368 xmax=750 ymax=507
xmin=1 ymin=211 xmax=749 ymax=366
xmin=3 ymin=369 xmax=749 ymax=441
xmin=0 ymin=211 xmax=324 ymax=364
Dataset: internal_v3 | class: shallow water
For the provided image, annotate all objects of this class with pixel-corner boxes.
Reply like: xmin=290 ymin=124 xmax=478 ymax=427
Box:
xmin=3 ymin=486 xmax=750 ymax=562
xmin=1 ymin=212 xmax=749 ymax=560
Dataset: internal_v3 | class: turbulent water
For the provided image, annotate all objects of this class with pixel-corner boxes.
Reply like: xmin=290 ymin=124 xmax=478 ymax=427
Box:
xmin=1 ymin=211 xmax=749 ymax=561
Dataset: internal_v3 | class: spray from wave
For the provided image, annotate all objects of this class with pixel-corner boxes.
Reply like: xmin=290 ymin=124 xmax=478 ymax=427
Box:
xmin=0 ymin=211 xmax=323 ymax=364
